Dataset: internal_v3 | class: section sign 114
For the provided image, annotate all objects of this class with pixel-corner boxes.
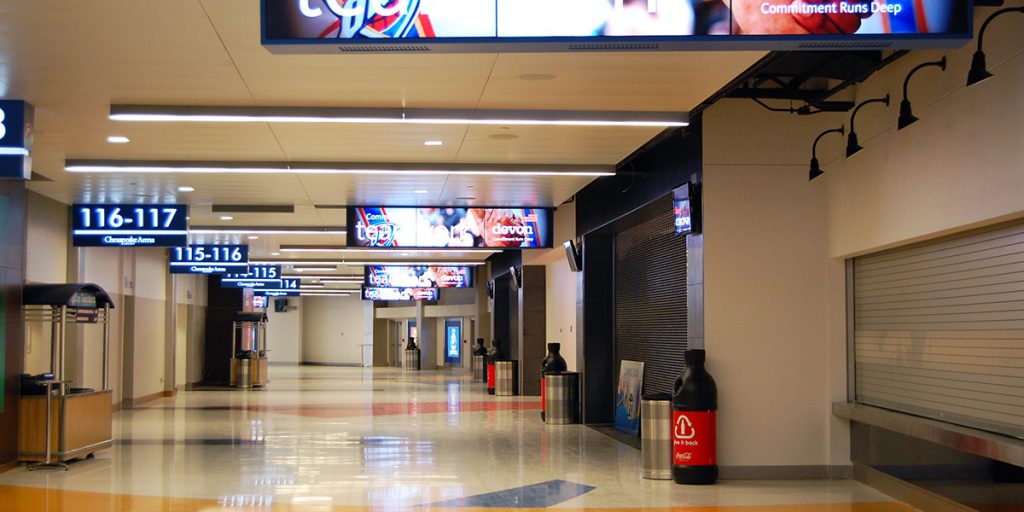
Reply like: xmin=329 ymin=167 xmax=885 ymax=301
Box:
xmin=73 ymin=204 xmax=188 ymax=247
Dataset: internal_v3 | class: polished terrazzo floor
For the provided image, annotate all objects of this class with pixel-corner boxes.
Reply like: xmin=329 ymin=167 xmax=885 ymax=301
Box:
xmin=0 ymin=366 xmax=913 ymax=511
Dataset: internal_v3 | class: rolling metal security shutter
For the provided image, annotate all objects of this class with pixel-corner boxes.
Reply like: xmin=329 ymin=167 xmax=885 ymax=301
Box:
xmin=853 ymin=220 xmax=1024 ymax=439
xmin=614 ymin=209 xmax=687 ymax=395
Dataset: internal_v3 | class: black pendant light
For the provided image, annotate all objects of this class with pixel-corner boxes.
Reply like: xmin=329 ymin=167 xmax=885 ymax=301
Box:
xmin=967 ymin=7 xmax=1024 ymax=87
xmin=846 ymin=95 xmax=890 ymax=158
xmin=898 ymin=57 xmax=947 ymax=130
xmin=809 ymin=126 xmax=845 ymax=181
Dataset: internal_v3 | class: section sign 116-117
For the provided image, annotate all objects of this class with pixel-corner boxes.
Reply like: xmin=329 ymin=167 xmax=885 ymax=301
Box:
xmin=169 ymin=245 xmax=249 ymax=275
xmin=73 ymin=204 xmax=188 ymax=247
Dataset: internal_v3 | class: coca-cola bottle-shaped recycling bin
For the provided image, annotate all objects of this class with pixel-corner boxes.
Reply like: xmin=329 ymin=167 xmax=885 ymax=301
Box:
xmin=671 ymin=349 xmax=718 ymax=485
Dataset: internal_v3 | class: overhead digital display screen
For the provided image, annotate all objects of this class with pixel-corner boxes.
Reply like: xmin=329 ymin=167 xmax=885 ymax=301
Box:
xmin=365 ymin=265 xmax=473 ymax=288
xmin=170 ymin=245 xmax=249 ymax=274
xmin=349 ymin=207 xmax=552 ymax=249
xmin=263 ymin=0 xmax=970 ymax=51
xmin=73 ymin=204 xmax=188 ymax=247
xmin=361 ymin=286 xmax=440 ymax=301
xmin=221 ymin=265 xmax=283 ymax=288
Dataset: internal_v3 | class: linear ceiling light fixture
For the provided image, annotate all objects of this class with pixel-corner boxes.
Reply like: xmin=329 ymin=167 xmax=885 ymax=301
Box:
xmin=109 ymin=105 xmax=688 ymax=128
xmin=189 ymin=226 xmax=346 ymax=236
xmin=253 ymin=260 xmax=486 ymax=267
xmin=279 ymin=246 xmax=498 ymax=255
xmin=65 ymin=160 xmax=615 ymax=177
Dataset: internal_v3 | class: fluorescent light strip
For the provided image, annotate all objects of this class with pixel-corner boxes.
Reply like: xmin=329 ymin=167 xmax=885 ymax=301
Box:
xmin=280 ymin=247 xmax=498 ymax=254
xmin=254 ymin=260 xmax=486 ymax=266
xmin=189 ymin=229 xmax=346 ymax=235
xmin=0 ymin=147 xmax=29 ymax=156
xmin=66 ymin=164 xmax=613 ymax=177
xmin=109 ymin=106 xmax=688 ymax=128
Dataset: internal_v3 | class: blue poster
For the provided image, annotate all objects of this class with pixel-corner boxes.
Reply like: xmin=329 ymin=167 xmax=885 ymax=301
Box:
xmin=444 ymin=320 xmax=461 ymax=363
xmin=614 ymin=360 xmax=644 ymax=437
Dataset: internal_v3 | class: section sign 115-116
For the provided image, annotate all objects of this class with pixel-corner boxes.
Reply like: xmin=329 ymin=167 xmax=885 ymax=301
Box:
xmin=169 ymin=245 xmax=249 ymax=275
xmin=348 ymin=207 xmax=552 ymax=249
xmin=73 ymin=204 xmax=188 ymax=247
xmin=263 ymin=0 xmax=971 ymax=52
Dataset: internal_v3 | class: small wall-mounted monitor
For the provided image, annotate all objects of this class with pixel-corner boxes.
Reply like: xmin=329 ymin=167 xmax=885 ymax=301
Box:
xmin=274 ymin=298 xmax=289 ymax=313
xmin=564 ymin=240 xmax=582 ymax=273
xmin=252 ymin=295 xmax=268 ymax=309
xmin=673 ymin=181 xmax=702 ymax=235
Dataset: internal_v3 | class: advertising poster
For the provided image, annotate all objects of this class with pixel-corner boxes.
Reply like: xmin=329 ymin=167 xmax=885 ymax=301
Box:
xmin=673 ymin=185 xmax=692 ymax=235
xmin=444 ymin=320 xmax=461 ymax=363
xmin=348 ymin=207 xmax=553 ymax=249
xmin=265 ymin=0 xmax=968 ymax=41
xmin=365 ymin=265 xmax=473 ymax=288
xmin=614 ymin=360 xmax=644 ymax=437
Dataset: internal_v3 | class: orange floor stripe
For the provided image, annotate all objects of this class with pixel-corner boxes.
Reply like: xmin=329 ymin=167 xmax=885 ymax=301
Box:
xmin=0 ymin=485 xmax=918 ymax=512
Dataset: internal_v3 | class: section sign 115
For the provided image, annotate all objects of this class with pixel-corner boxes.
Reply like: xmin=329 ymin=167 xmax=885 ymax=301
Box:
xmin=221 ymin=265 xmax=283 ymax=289
xmin=73 ymin=204 xmax=188 ymax=247
xmin=169 ymin=245 xmax=249 ymax=275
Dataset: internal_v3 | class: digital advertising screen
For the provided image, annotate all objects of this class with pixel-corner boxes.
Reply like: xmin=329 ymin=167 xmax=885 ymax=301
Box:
xmin=263 ymin=0 xmax=971 ymax=51
xmin=253 ymin=295 xmax=269 ymax=308
xmin=445 ymin=319 xmax=461 ymax=363
xmin=348 ymin=207 xmax=553 ymax=249
xmin=169 ymin=245 xmax=249 ymax=274
xmin=364 ymin=265 xmax=474 ymax=288
xmin=673 ymin=184 xmax=692 ymax=235
xmin=73 ymin=204 xmax=188 ymax=247
xmin=361 ymin=286 xmax=441 ymax=301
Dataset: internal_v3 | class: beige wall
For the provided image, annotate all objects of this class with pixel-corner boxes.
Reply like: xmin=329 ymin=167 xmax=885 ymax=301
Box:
xmin=823 ymin=15 xmax=1024 ymax=257
xmin=26 ymin=192 xmax=67 ymax=284
xmin=301 ymin=295 xmax=366 ymax=364
xmin=523 ymin=202 xmax=579 ymax=371
xmin=702 ymin=99 xmax=845 ymax=468
xmin=267 ymin=297 xmax=302 ymax=363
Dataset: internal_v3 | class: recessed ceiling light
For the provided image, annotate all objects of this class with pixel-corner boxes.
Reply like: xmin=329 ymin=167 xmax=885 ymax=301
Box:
xmin=414 ymin=189 xmax=428 ymax=194
xmin=489 ymin=133 xmax=518 ymax=141
xmin=248 ymin=236 xmax=259 ymax=240
xmin=220 ymin=216 xmax=234 ymax=221
xmin=424 ymin=140 xmax=444 ymax=146
xmin=106 ymin=136 xmax=130 ymax=144
xmin=178 ymin=186 xmax=195 ymax=192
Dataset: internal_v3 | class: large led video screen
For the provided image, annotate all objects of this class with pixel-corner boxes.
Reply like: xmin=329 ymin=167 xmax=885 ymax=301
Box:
xmin=364 ymin=265 xmax=474 ymax=288
xmin=349 ymin=207 xmax=552 ymax=249
xmin=263 ymin=0 xmax=971 ymax=51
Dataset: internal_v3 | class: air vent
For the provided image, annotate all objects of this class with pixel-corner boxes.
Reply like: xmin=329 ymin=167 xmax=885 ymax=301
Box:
xmin=212 ymin=204 xmax=295 ymax=213
xmin=568 ymin=42 xmax=659 ymax=51
xmin=338 ymin=44 xmax=431 ymax=53
xmin=798 ymin=41 xmax=892 ymax=49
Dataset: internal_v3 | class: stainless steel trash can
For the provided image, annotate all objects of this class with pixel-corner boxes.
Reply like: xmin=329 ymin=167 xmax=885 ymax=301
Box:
xmin=472 ymin=355 xmax=485 ymax=382
xmin=544 ymin=372 xmax=580 ymax=425
xmin=641 ymin=393 xmax=673 ymax=480
xmin=404 ymin=349 xmax=420 ymax=371
xmin=235 ymin=359 xmax=253 ymax=389
xmin=494 ymin=360 xmax=519 ymax=396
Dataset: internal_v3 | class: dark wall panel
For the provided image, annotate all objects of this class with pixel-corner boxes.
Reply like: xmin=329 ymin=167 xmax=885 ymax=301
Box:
xmin=203 ymin=275 xmax=242 ymax=385
xmin=0 ymin=181 xmax=26 ymax=469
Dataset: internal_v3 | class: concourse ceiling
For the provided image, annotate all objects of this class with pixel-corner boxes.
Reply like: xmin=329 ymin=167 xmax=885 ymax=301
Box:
xmin=0 ymin=0 xmax=764 ymax=261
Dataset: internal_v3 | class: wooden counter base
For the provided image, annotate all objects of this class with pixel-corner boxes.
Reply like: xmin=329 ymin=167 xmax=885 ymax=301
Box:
xmin=18 ymin=390 xmax=113 ymax=462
